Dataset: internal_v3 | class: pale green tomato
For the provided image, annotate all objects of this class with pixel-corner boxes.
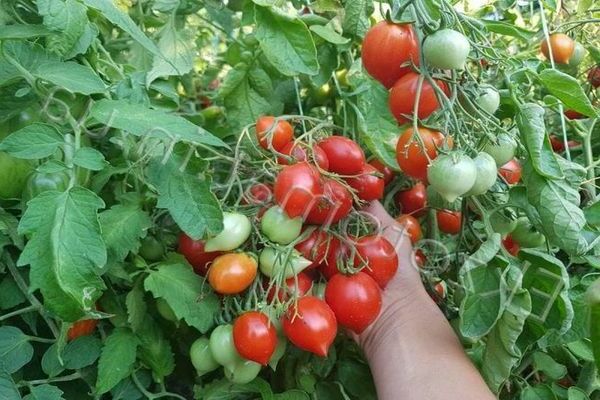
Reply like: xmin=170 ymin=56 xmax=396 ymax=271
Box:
xmin=585 ymin=279 xmax=600 ymax=305
xmin=427 ymin=152 xmax=477 ymax=203
xmin=156 ymin=298 xmax=178 ymax=322
xmin=268 ymin=338 xmax=287 ymax=371
xmin=204 ymin=212 xmax=251 ymax=252
xmin=489 ymin=209 xmax=517 ymax=234
xmin=482 ymin=133 xmax=517 ymax=167
xmin=476 ymin=85 xmax=500 ymax=115
xmin=466 ymin=152 xmax=497 ymax=196
xmin=568 ymin=42 xmax=585 ymax=66
xmin=224 ymin=359 xmax=262 ymax=384
xmin=511 ymin=217 xmax=545 ymax=248
xmin=423 ymin=29 xmax=471 ymax=69
xmin=260 ymin=206 xmax=303 ymax=244
xmin=259 ymin=247 xmax=312 ymax=279
xmin=190 ymin=337 xmax=220 ymax=376
xmin=209 ymin=324 xmax=243 ymax=368
xmin=312 ymin=282 xmax=327 ymax=300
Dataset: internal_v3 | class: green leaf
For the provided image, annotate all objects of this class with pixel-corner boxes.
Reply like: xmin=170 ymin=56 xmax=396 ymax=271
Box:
xmin=335 ymin=359 xmax=376 ymax=399
xmin=539 ymin=69 xmax=597 ymax=118
xmin=147 ymin=20 xmax=194 ymax=84
xmin=584 ymin=200 xmax=600 ymax=227
xmin=73 ymin=147 xmax=107 ymax=171
xmin=99 ymin=204 xmax=152 ymax=261
xmin=0 ymin=25 xmax=52 ymax=39
xmin=144 ymin=262 xmax=219 ymax=333
xmin=196 ymin=377 xmax=274 ymax=400
xmin=516 ymin=104 xmax=563 ymax=179
xmin=482 ymin=20 xmax=536 ymax=41
xmin=0 ymin=123 xmax=63 ymax=159
xmin=36 ymin=61 xmax=106 ymax=94
xmin=342 ymin=0 xmax=372 ymax=38
xmin=0 ymin=276 xmax=26 ymax=310
xmin=255 ymin=6 xmax=319 ymax=76
xmin=520 ymin=385 xmax=557 ymax=400
xmin=23 ymin=384 xmax=65 ymax=400
xmin=568 ymin=387 xmax=591 ymax=400
xmin=0 ymin=326 xmax=34 ymax=373
xmin=37 ymin=0 xmax=88 ymax=56
xmin=90 ymin=99 xmax=227 ymax=148
xmin=62 ymin=335 xmax=102 ymax=369
xmin=532 ymin=352 xmax=567 ymax=379
xmin=136 ymin=317 xmax=174 ymax=381
xmin=18 ymin=187 xmax=107 ymax=321
xmin=126 ymin=283 xmax=147 ymax=332
xmin=309 ymin=25 xmax=350 ymax=44
xmin=0 ymin=370 xmax=21 ymax=400
xmin=96 ymin=328 xmax=139 ymax=394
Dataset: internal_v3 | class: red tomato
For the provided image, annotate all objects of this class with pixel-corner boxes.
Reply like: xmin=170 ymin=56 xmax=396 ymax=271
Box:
xmin=540 ymin=33 xmax=574 ymax=64
xmin=267 ymin=272 xmax=313 ymax=302
xmin=434 ymin=281 xmax=446 ymax=298
xmin=233 ymin=311 xmax=278 ymax=365
xmin=389 ymin=72 xmax=448 ymax=124
xmin=305 ymin=179 xmax=352 ymax=225
xmin=242 ymin=183 xmax=273 ymax=205
xmin=345 ymin=164 xmax=384 ymax=201
xmin=437 ymin=210 xmax=461 ymax=234
xmin=282 ymin=296 xmax=337 ymax=357
xmin=369 ymin=159 xmax=394 ymax=185
xmin=361 ymin=22 xmax=420 ymax=88
xmin=325 ymin=272 xmax=382 ymax=334
xmin=317 ymin=136 xmax=366 ymax=175
xmin=178 ymin=233 xmax=224 ymax=276
xmin=414 ymin=249 xmax=426 ymax=268
xmin=354 ymin=235 xmax=398 ymax=288
xmin=395 ymin=127 xmax=452 ymax=182
xmin=67 ymin=319 xmax=98 ymax=341
xmin=502 ymin=235 xmax=520 ymax=256
xmin=395 ymin=214 xmax=423 ymax=244
xmin=295 ymin=228 xmax=331 ymax=268
xmin=256 ymin=116 xmax=294 ymax=151
xmin=564 ymin=109 xmax=585 ymax=120
xmin=395 ymin=182 xmax=427 ymax=216
xmin=321 ymin=237 xmax=347 ymax=279
xmin=208 ymin=253 xmax=257 ymax=295
xmin=549 ymin=135 xmax=578 ymax=153
xmin=274 ymin=162 xmax=324 ymax=218
xmin=589 ymin=66 xmax=600 ymax=88
xmin=499 ymin=159 xmax=522 ymax=185
xmin=277 ymin=142 xmax=329 ymax=170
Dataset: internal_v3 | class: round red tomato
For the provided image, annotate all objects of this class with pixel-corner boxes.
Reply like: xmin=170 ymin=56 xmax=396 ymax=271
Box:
xmin=389 ymin=72 xmax=448 ymax=124
xmin=437 ymin=210 xmax=461 ymax=235
xmin=369 ymin=159 xmax=394 ymax=185
xmin=321 ymin=237 xmax=347 ymax=279
xmin=564 ymin=109 xmax=585 ymax=120
xmin=499 ymin=158 xmax=522 ymax=185
xmin=256 ymin=116 xmax=294 ymax=151
xmin=267 ymin=272 xmax=313 ymax=302
xmin=305 ymin=179 xmax=352 ymax=225
xmin=233 ymin=311 xmax=278 ymax=365
xmin=277 ymin=142 xmax=329 ymax=170
xmin=414 ymin=249 xmax=426 ymax=268
xmin=317 ymin=136 xmax=366 ymax=175
xmin=502 ymin=234 xmax=520 ymax=256
xmin=208 ymin=253 xmax=257 ymax=295
xmin=345 ymin=164 xmax=384 ymax=201
xmin=295 ymin=228 xmax=330 ymax=268
xmin=589 ymin=66 xmax=600 ymax=88
xmin=178 ymin=233 xmax=224 ymax=276
xmin=361 ymin=22 xmax=419 ymax=88
xmin=354 ymin=235 xmax=398 ymax=288
xmin=274 ymin=162 xmax=324 ymax=218
xmin=395 ymin=127 xmax=452 ymax=182
xmin=282 ymin=296 xmax=337 ymax=357
xmin=540 ymin=33 xmax=574 ymax=64
xmin=549 ymin=135 xmax=578 ymax=153
xmin=395 ymin=182 xmax=427 ymax=215
xmin=67 ymin=319 xmax=98 ymax=341
xmin=325 ymin=272 xmax=382 ymax=334
xmin=242 ymin=183 xmax=272 ymax=205
xmin=395 ymin=214 xmax=422 ymax=244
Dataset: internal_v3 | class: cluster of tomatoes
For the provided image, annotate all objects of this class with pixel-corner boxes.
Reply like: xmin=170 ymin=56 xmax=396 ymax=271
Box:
xmin=178 ymin=116 xmax=401 ymax=383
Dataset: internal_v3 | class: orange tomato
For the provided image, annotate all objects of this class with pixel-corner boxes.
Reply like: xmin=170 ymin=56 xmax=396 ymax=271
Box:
xmin=255 ymin=116 xmax=294 ymax=151
xmin=208 ymin=253 xmax=258 ymax=294
xmin=395 ymin=214 xmax=423 ymax=244
xmin=67 ymin=319 xmax=98 ymax=341
xmin=437 ymin=210 xmax=462 ymax=235
xmin=395 ymin=127 xmax=453 ymax=182
xmin=540 ymin=33 xmax=574 ymax=64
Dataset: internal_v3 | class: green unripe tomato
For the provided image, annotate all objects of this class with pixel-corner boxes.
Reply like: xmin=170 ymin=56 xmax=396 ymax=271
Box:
xmin=489 ymin=209 xmax=517 ymax=234
xmin=511 ymin=217 xmax=546 ymax=248
xmin=139 ymin=236 xmax=165 ymax=261
xmin=209 ymin=324 xmax=242 ymax=368
xmin=260 ymin=206 xmax=303 ymax=244
xmin=204 ymin=212 xmax=251 ymax=252
xmin=0 ymin=152 xmax=33 ymax=199
xmin=312 ymin=282 xmax=326 ymax=300
xmin=259 ymin=247 xmax=312 ymax=279
xmin=475 ymin=85 xmax=500 ymax=115
xmin=156 ymin=298 xmax=179 ymax=322
xmin=482 ymin=133 xmax=517 ymax=167
xmin=427 ymin=152 xmax=477 ymax=203
xmin=466 ymin=152 xmax=497 ymax=196
xmin=423 ymin=29 xmax=471 ymax=69
xmin=224 ymin=359 xmax=262 ymax=384
xmin=568 ymin=42 xmax=585 ymax=67
xmin=190 ymin=337 xmax=220 ymax=376
xmin=585 ymin=279 xmax=600 ymax=305
xmin=21 ymin=170 xmax=69 ymax=208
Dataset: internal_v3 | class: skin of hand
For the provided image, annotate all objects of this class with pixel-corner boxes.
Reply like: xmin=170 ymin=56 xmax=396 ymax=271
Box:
xmin=356 ymin=201 xmax=496 ymax=400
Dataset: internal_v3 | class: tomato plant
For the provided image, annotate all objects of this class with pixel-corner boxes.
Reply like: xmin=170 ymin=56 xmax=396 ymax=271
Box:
xmin=256 ymin=116 xmax=294 ymax=151
xmin=423 ymin=29 xmax=470 ymax=69
xmin=67 ymin=319 xmax=98 ymax=341
xmin=178 ymin=233 xmax=224 ymax=276
xmin=317 ymin=136 xmax=366 ymax=175
xmin=260 ymin=206 xmax=302 ymax=244
xmin=498 ymin=158 xmax=522 ymax=185
xmin=233 ymin=311 xmax=278 ymax=365
xmin=395 ymin=214 xmax=423 ymax=244
xmin=368 ymin=159 xmax=394 ymax=185
xmin=427 ymin=152 xmax=477 ymax=202
xmin=540 ymin=33 xmax=575 ymax=64
xmin=437 ymin=210 xmax=462 ymax=235
xmin=395 ymin=127 xmax=452 ymax=182
xmin=354 ymin=235 xmax=398 ymax=288
xmin=190 ymin=337 xmax=220 ymax=376
xmin=345 ymin=163 xmax=384 ymax=201
xmin=305 ymin=179 xmax=352 ymax=224
xmin=274 ymin=162 xmax=323 ymax=218
xmin=208 ymin=253 xmax=258 ymax=295
xmin=389 ymin=72 xmax=448 ymax=124
xmin=395 ymin=182 xmax=427 ymax=215
xmin=277 ymin=142 xmax=329 ymax=170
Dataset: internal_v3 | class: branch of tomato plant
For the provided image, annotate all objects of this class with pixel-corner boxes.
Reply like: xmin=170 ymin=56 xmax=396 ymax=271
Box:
xmin=18 ymin=372 xmax=82 ymax=388
xmin=0 ymin=305 xmax=38 ymax=322
xmin=131 ymin=370 xmax=187 ymax=400
xmin=583 ymin=118 xmax=597 ymax=199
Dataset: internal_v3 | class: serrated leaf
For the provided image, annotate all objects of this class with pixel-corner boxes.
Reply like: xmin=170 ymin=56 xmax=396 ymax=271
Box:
xmin=0 ymin=123 xmax=62 ymax=159
xmin=520 ymin=385 xmax=556 ymax=400
xmin=36 ymin=61 xmax=106 ymax=94
xmin=0 ymin=326 xmax=34 ymax=373
xmin=96 ymin=328 xmax=139 ymax=394
xmin=0 ymin=25 xmax=52 ymax=39
xmin=23 ymin=384 xmax=65 ymax=400
xmin=309 ymin=25 xmax=350 ymax=44
xmin=136 ymin=317 xmax=174 ymax=381
xmin=342 ymin=0 xmax=372 ymax=38
xmin=99 ymin=204 xmax=152 ymax=261
xmin=0 ymin=276 xmax=26 ymax=310
xmin=482 ymin=20 xmax=536 ymax=41
xmin=147 ymin=20 xmax=194 ymax=84
xmin=73 ymin=147 xmax=107 ymax=171
xmin=126 ymin=283 xmax=147 ymax=332
xmin=532 ymin=352 xmax=567 ymax=380
xmin=539 ymin=69 xmax=597 ymax=118
xmin=63 ymin=335 xmax=102 ymax=369
xmin=37 ymin=0 xmax=87 ymax=56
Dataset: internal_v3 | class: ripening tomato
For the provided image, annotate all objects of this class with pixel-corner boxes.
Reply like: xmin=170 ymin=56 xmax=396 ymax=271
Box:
xmin=178 ymin=233 xmax=223 ymax=276
xmin=395 ymin=127 xmax=452 ymax=182
xmin=345 ymin=164 xmax=384 ymax=201
xmin=259 ymin=247 xmax=311 ymax=279
xmin=437 ymin=210 xmax=461 ymax=234
xmin=395 ymin=182 xmax=427 ymax=215
xmin=361 ymin=21 xmax=419 ymax=88
xmin=242 ymin=183 xmax=272 ymax=205
xmin=389 ymin=72 xmax=448 ymax=124
xmin=67 ymin=319 xmax=98 ymax=341
xmin=295 ymin=228 xmax=331 ymax=268
xmin=208 ymin=252 xmax=258 ymax=295
xmin=305 ymin=179 xmax=352 ymax=225
xmin=267 ymin=272 xmax=313 ymax=302
xmin=564 ymin=109 xmax=585 ymax=120
xmin=395 ymin=214 xmax=423 ymax=244
xmin=325 ymin=272 xmax=382 ymax=334
xmin=256 ymin=116 xmax=294 ymax=151
xmin=499 ymin=158 xmax=522 ymax=185
xmin=282 ymin=296 xmax=337 ymax=357
xmin=540 ymin=33 xmax=574 ymax=64
xmin=502 ymin=235 xmax=520 ymax=256
xmin=354 ymin=235 xmax=398 ymax=288
xmin=274 ymin=162 xmax=324 ymax=218
xmin=233 ymin=311 xmax=278 ymax=365
xmin=317 ymin=136 xmax=366 ymax=175
xmin=369 ymin=159 xmax=394 ymax=185
xmin=589 ymin=66 xmax=600 ymax=88
xmin=277 ymin=142 xmax=329 ymax=170
xmin=482 ymin=133 xmax=517 ymax=167
xmin=260 ymin=206 xmax=303 ymax=244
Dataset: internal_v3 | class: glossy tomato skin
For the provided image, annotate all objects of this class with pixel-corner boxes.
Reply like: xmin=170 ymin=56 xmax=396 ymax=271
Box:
xmin=437 ymin=210 xmax=462 ymax=234
xmin=277 ymin=142 xmax=329 ymax=171
xmin=208 ymin=252 xmax=257 ymax=295
xmin=317 ymin=136 xmax=366 ymax=175
xmin=321 ymin=237 xmax=346 ymax=279
xmin=274 ymin=162 xmax=324 ymax=218
xmin=305 ymin=179 xmax=352 ymax=225
xmin=178 ymin=233 xmax=224 ymax=276
xmin=499 ymin=158 xmax=522 ymax=185
xmin=190 ymin=337 xmax=220 ymax=376
xmin=423 ymin=29 xmax=470 ymax=70
xmin=395 ymin=182 xmax=427 ymax=215
xmin=295 ymin=228 xmax=330 ymax=268
xmin=395 ymin=127 xmax=452 ymax=182
xmin=233 ymin=311 xmax=278 ymax=365
xmin=540 ymin=33 xmax=575 ymax=64
xmin=242 ymin=183 xmax=272 ymax=205
xmin=389 ymin=72 xmax=448 ymax=124
xmin=282 ymin=296 xmax=337 ymax=357
xmin=345 ymin=164 xmax=384 ymax=201
xmin=325 ymin=272 xmax=382 ymax=334
xmin=502 ymin=235 xmax=520 ymax=256
xmin=395 ymin=214 xmax=423 ymax=244
xmin=67 ymin=319 xmax=98 ymax=341
xmin=256 ymin=116 xmax=294 ymax=151
xmin=267 ymin=272 xmax=313 ymax=302
xmin=589 ymin=66 xmax=600 ymax=88
xmin=361 ymin=22 xmax=419 ymax=88
xmin=369 ymin=159 xmax=394 ymax=185
xmin=260 ymin=206 xmax=303 ymax=244
xmin=354 ymin=235 xmax=398 ymax=288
